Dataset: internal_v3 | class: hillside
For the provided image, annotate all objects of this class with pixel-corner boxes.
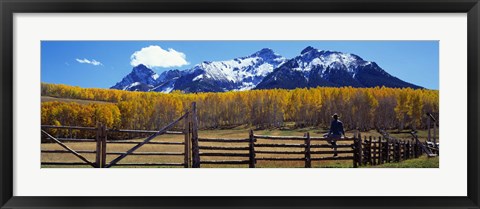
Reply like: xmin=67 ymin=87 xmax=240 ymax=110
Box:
xmin=42 ymin=96 xmax=114 ymax=104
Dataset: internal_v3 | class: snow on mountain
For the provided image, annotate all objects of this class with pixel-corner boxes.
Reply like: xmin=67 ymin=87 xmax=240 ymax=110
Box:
xmin=111 ymin=47 xmax=422 ymax=93
xmin=256 ymin=46 xmax=422 ymax=90
xmin=186 ymin=48 xmax=285 ymax=89
xmin=110 ymin=64 xmax=160 ymax=91
xmin=111 ymin=48 xmax=286 ymax=93
xmin=291 ymin=46 xmax=370 ymax=74
xmin=152 ymin=69 xmax=184 ymax=93
xmin=155 ymin=48 xmax=287 ymax=93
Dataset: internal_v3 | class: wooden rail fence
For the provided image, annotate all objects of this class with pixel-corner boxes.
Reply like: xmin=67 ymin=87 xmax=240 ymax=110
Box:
xmin=359 ymin=131 xmax=437 ymax=166
xmin=195 ymin=131 xmax=363 ymax=168
xmin=41 ymin=102 xmax=435 ymax=168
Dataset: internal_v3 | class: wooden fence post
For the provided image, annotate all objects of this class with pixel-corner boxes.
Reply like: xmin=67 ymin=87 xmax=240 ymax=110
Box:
xmin=352 ymin=134 xmax=357 ymax=168
xmin=353 ymin=132 xmax=357 ymax=168
xmin=191 ymin=102 xmax=200 ymax=168
xmin=369 ymin=136 xmax=374 ymax=165
xmin=362 ymin=136 xmax=368 ymax=166
xmin=399 ymin=140 xmax=403 ymax=162
xmin=399 ymin=140 xmax=403 ymax=161
xmin=411 ymin=140 xmax=415 ymax=158
xmin=184 ymin=110 xmax=190 ymax=168
xmin=375 ymin=137 xmax=379 ymax=165
xmin=95 ymin=123 xmax=102 ymax=168
xmin=412 ymin=138 xmax=420 ymax=158
xmin=403 ymin=140 xmax=407 ymax=161
xmin=375 ymin=138 xmax=379 ymax=165
xmin=357 ymin=132 xmax=362 ymax=167
xmin=407 ymin=141 xmax=411 ymax=159
xmin=249 ymin=130 xmax=256 ymax=168
xmin=433 ymin=119 xmax=437 ymax=146
xmin=413 ymin=138 xmax=418 ymax=158
xmin=100 ymin=124 xmax=107 ymax=168
xmin=378 ymin=136 xmax=383 ymax=164
xmin=399 ymin=140 xmax=404 ymax=161
xmin=413 ymin=140 xmax=417 ymax=157
xmin=393 ymin=140 xmax=397 ymax=162
xmin=371 ymin=138 xmax=375 ymax=165
xmin=427 ymin=116 xmax=431 ymax=142
xmin=386 ymin=139 xmax=391 ymax=163
xmin=304 ymin=132 xmax=311 ymax=168
xmin=394 ymin=140 xmax=400 ymax=162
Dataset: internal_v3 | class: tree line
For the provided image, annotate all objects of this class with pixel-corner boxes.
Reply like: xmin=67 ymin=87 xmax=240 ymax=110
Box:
xmin=41 ymin=83 xmax=439 ymax=132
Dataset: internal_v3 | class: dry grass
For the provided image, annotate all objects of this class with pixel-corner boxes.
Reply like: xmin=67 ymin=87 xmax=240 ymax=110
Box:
xmin=41 ymin=127 xmax=437 ymax=168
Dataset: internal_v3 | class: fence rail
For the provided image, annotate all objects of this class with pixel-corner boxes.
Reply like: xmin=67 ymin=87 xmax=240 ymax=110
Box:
xmin=112 ymin=163 xmax=186 ymax=167
xmin=200 ymin=160 xmax=250 ymax=165
xmin=41 ymin=150 xmax=96 ymax=154
xmin=41 ymin=162 xmax=92 ymax=166
xmin=194 ymin=129 xmax=359 ymax=168
xmin=356 ymin=132 xmax=434 ymax=166
xmin=41 ymin=102 xmax=437 ymax=168
xmin=198 ymin=138 xmax=250 ymax=143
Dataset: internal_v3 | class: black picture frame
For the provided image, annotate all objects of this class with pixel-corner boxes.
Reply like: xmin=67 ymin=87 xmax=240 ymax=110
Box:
xmin=1 ymin=0 xmax=479 ymax=208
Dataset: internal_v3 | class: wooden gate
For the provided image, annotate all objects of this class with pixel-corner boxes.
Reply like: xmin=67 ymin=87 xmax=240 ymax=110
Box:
xmin=104 ymin=111 xmax=190 ymax=168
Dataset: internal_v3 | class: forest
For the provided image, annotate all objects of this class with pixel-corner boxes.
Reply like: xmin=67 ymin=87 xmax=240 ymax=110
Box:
xmin=41 ymin=83 xmax=439 ymax=132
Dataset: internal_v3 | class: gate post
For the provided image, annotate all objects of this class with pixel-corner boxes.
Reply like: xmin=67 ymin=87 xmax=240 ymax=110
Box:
xmin=95 ymin=123 xmax=101 ymax=168
xmin=184 ymin=110 xmax=190 ymax=168
xmin=304 ymin=132 xmax=311 ymax=168
xmin=249 ymin=130 xmax=256 ymax=168
xmin=362 ymin=135 xmax=367 ymax=166
xmin=101 ymin=124 xmax=107 ymax=168
xmin=378 ymin=136 xmax=383 ymax=164
xmin=433 ymin=119 xmax=437 ymax=146
xmin=368 ymin=136 xmax=374 ymax=165
xmin=386 ymin=138 xmax=391 ymax=163
xmin=427 ymin=116 xmax=431 ymax=142
xmin=352 ymin=132 xmax=357 ymax=168
xmin=396 ymin=140 xmax=401 ymax=162
xmin=356 ymin=132 xmax=362 ymax=168
xmin=191 ymin=102 xmax=200 ymax=168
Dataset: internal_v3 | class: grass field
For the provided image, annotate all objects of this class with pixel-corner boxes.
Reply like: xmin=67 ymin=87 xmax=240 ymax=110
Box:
xmin=41 ymin=127 xmax=438 ymax=168
xmin=365 ymin=155 xmax=439 ymax=168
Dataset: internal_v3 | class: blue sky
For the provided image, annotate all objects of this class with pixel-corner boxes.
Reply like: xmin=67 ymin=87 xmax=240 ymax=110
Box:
xmin=41 ymin=41 xmax=439 ymax=89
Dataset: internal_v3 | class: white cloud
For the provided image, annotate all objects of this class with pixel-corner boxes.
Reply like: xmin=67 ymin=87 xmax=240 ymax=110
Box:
xmin=76 ymin=58 xmax=103 ymax=66
xmin=130 ymin=45 xmax=189 ymax=68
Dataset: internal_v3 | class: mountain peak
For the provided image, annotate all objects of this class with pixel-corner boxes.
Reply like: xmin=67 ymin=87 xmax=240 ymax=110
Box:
xmin=250 ymin=48 xmax=277 ymax=58
xmin=132 ymin=64 xmax=154 ymax=73
xmin=301 ymin=46 xmax=317 ymax=54
xmin=110 ymin=64 xmax=159 ymax=91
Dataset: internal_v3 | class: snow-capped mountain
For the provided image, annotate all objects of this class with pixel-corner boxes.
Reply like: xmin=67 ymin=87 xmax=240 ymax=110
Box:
xmin=255 ymin=46 xmax=422 ymax=89
xmin=111 ymin=48 xmax=287 ymax=93
xmin=151 ymin=69 xmax=185 ymax=92
xmin=111 ymin=47 xmax=422 ymax=93
xmin=111 ymin=64 xmax=160 ymax=91
xmin=170 ymin=48 xmax=286 ymax=92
